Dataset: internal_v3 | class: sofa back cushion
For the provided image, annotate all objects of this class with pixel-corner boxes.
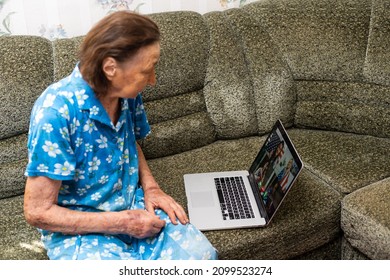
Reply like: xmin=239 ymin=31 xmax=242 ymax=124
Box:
xmin=223 ymin=8 xmax=296 ymax=135
xmin=363 ymin=0 xmax=390 ymax=86
xmin=0 ymin=36 xmax=53 ymax=140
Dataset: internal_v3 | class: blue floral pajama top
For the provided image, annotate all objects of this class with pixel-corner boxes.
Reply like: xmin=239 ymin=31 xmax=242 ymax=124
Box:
xmin=25 ymin=65 xmax=217 ymax=260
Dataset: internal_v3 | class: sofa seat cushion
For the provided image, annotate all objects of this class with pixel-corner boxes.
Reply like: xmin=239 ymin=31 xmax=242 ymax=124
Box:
xmin=147 ymin=135 xmax=342 ymax=259
xmin=288 ymin=129 xmax=390 ymax=194
xmin=0 ymin=195 xmax=47 ymax=260
xmin=341 ymin=178 xmax=390 ymax=260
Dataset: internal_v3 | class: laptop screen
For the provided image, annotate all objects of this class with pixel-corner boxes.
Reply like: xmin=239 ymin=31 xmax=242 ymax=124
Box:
xmin=249 ymin=120 xmax=303 ymax=220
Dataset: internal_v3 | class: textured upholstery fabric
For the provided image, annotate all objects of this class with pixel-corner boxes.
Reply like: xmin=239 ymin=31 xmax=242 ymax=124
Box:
xmin=341 ymin=178 xmax=390 ymax=259
xmin=0 ymin=196 xmax=46 ymax=260
xmin=363 ymin=0 xmax=390 ymax=85
xmin=52 ymin=36 xmax=84 ymax=81
xmin=295 ymin=81 xmax=390 ymax=138
xmin=288 ymin=129 xmax=390 ymax=194
xmin=0 ymin=36 xmax=53 ymax=140
xmin=243 ymin=0 xmax=371 ymax=81
xmin=203 ymin=12 xmax=258 ymax=139
xmin=0 ymin=131 xmax=28 ymax=198
xmin=225 ymin=8 xmax=296 ymax=133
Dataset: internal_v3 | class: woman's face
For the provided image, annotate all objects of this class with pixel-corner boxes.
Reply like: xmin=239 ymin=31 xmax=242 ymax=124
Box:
xmin=106 ymin=42 xmax=160 ymax=99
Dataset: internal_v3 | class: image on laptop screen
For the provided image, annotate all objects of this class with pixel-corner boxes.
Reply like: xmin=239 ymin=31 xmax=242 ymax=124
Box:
xmin=249 ymin=124 xmax=302 ymax=220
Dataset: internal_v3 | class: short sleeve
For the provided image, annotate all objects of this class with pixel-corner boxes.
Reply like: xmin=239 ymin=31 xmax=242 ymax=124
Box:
xmin=132 ymin=94 xmax=151 ymax=140
xmin=25 ymin=105 xmax=76 ymax=181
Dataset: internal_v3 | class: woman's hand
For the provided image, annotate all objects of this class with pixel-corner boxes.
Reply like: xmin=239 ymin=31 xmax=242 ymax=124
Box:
xmin=143 ymin=186 xmax=189 ymax=225
xmin=122 ymin=209 xmax=166 ymax=239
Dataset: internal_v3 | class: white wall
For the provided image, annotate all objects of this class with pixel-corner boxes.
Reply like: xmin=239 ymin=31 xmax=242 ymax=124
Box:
xmin=0 ymin=0 xmax=257 ymax=40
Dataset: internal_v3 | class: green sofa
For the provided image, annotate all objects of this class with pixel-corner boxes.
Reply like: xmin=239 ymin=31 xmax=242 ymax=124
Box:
xmin=0 ymin=0 xmax=389 ymax=260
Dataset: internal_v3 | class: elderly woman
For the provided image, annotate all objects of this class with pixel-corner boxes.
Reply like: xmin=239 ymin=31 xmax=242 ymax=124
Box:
xmin=23 ymin=11 xmax=217 ymax=260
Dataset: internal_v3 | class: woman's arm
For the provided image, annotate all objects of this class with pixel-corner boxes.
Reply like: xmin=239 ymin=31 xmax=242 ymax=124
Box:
xmin=24 ymin=176 xmax=165 ymax=238
xmin=136 ymin=143 xmax=189 ymax=225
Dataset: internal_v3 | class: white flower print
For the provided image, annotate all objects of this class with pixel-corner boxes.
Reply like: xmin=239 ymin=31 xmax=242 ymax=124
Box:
xmin=88 ymin=157 xmax=101 ymax=172
xmin=60 ymin=127 xmax=70 ymax=141
xmin=70 ymin=118 xmax=80 ymax=135
xmin=127 ymin=185 xmax=135 ymax=195
xmin=77 ymin=185 xmax=91 ymax=196
xmin=86 ymin=252 xmax=101 ymax=260
xmin=54 ymin=161 xmax=75 ymax=176
xmin=52 ymin=246 xmax=61 ymax=257
xmin=63 ymin=237 xmax=77 ymax=248
xmin=31 ymin=138 xmax=37 ymax=148
xmin=74 ymin=169 xmax=85 ymax=182
xmin=135 ymin=104 xmax=145 ymax=115
xmin=85 ymin=143 xmax=93 ymax=153
xmin=117 ymin=138 xmax=124 ymax=151
xmin=159 ymin=247 xmax=173 ymax=260
xmin=91 ymin=192 xmax=102 ymax=201
xmin=83 ymin=119 xmax=97 ymax=134
xmin=98 ymin=175 xmax=109 ymax=184
xmin=50 ymin=81 xmax=62 ymax=90
xmin=97 ymin=202 xmax=111 ymax=211
xmin=96 ymin=135 xmax=108 ymax=149
xmin=90 ymin=106 xmax=99 ymax=115
xmin=59 ymin=91 xmax=74 ymax=104
xmin=139 ymin=245 xmax=145 ymax=254
xmin=42 ymin=141 xmax=61 ymax=158
xmin=129 ymin=167 xmax=137 ymax=175
xmin=42 ymin=123 xmax=53 ymax=133
xmin=34 ymin=108 xmax=44 ymax=124
xmin=123 ymin=149 xmax=130 ymax=163
xmin=60 ymin=185 xmax=70 ymax=194
xmin=169 ymin=231 xmax=183 ymax=241
xmin=106 ymin=154 xmax=113 ymax=163
xmin=101 ymin=250 xmax=113 ymax=258
xmin=42 ymin=94 xmax=56 ymax=108
xmin=75 ymin=90 xmax=88 ymax=105
xmin=195 ymin=234 xmax=204 ymax=242
xmin=202 ymin=251 xmax=213 ymax=260
xmin=104 ymin=243 xmax=121 ymax=253
xmin=76 ymin=188 xmax=87 ymax=196
xmin=181 ymin=240 xmax=190 ymax=249
xmin=62 ymin=199 xmax=77 ymax=205
xmin=37 ymin=164 xmax=49 ymax=172
xmin=59 ymin=104 xmax=70 ymax=120
xmin=75 ymin=137 xmax=83 ymax=147
xmin=115 ymin=196 xmax=125 ymax=206
xmin=74 ymin=68 xmax=82 ymax=78
xmin=113 ymin=179 xmax=122 ymax=192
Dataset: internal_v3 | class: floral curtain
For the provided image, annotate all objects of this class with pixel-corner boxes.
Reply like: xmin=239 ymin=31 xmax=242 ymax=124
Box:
xmin=0 ymin=0 xmax=256 ymax=40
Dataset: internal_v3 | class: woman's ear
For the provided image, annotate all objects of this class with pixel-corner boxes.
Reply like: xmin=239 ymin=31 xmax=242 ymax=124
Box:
xmin=102 ymin=57 xmax=117 ymax=80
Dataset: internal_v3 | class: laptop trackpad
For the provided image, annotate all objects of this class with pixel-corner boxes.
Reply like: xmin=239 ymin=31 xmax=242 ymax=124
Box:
xmin=190 ymin=191 xmax=215 ymax=208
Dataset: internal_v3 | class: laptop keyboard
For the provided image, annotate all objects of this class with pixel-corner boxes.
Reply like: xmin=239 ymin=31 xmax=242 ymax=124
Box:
xmin=214 ymin=176 xmax=255 ymax=220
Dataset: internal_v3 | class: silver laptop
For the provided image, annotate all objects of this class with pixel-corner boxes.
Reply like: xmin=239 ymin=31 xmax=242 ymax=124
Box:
xmin=183 ymin=119 xmax=303 ymax=231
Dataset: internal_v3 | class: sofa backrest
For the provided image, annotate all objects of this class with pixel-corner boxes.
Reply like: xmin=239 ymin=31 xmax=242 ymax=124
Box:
xmin=243 ymin=0 xmax=390 ymax=138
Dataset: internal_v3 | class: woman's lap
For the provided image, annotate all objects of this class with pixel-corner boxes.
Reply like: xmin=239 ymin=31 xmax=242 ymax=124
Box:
xmin=43 ymin=196 xmax=218 ymax=260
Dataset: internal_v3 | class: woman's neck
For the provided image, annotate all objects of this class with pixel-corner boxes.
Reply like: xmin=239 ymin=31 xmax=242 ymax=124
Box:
xmin=99 ymin=95 xmax=121 ymax=125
